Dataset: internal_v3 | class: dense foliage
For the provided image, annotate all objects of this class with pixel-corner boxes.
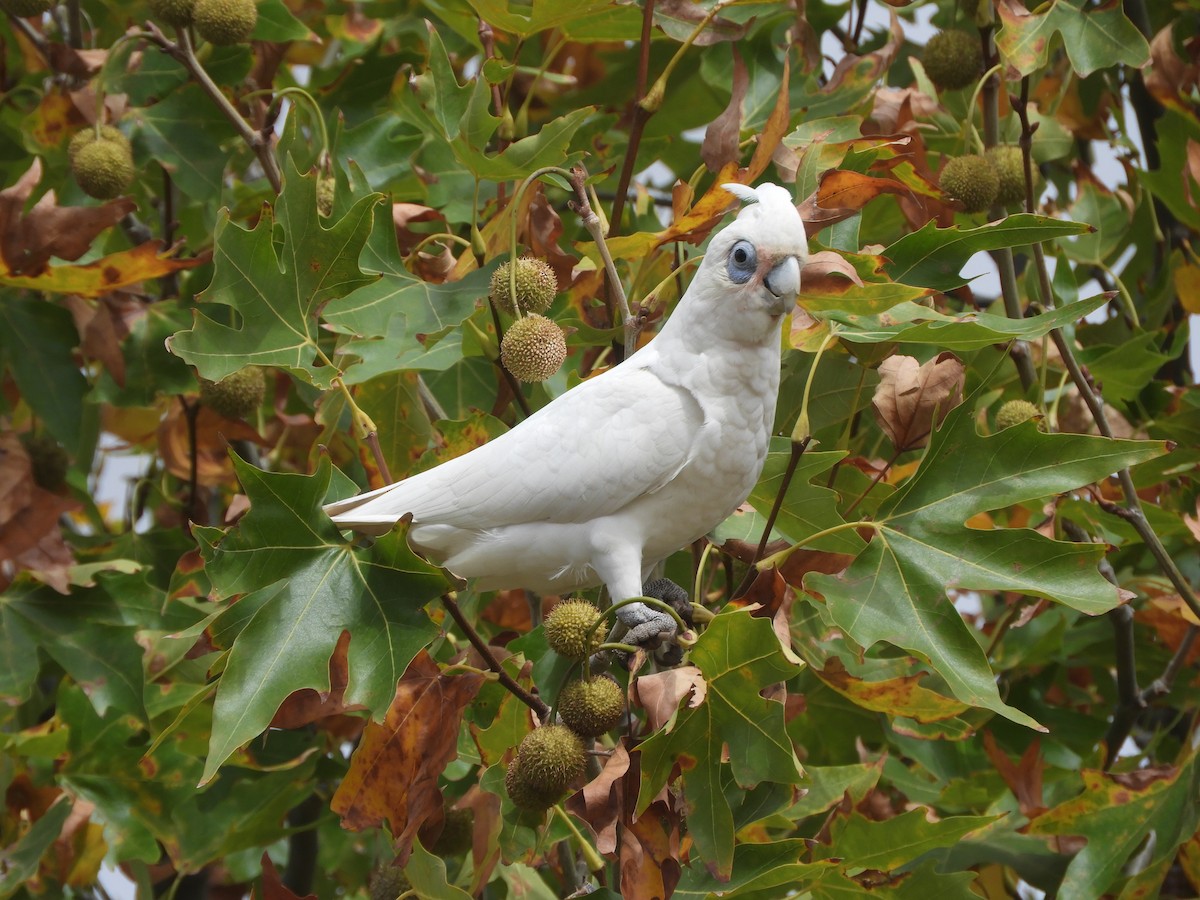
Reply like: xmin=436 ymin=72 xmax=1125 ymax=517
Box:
xmin=2 ymin=0 xmax=1199 ymax=897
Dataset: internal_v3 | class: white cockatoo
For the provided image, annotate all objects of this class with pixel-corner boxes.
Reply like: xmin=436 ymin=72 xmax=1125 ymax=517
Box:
xmin=324 ymin=182 xmax=808 ymax=642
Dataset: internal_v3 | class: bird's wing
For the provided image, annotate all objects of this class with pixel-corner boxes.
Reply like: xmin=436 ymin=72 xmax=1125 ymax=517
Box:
xmin=324 ymin=362 xmax=704 ymax=531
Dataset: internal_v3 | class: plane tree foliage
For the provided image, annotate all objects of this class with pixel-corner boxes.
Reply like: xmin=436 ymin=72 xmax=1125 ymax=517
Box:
xmin=2 ymin=0 xmax=1199 ymax=897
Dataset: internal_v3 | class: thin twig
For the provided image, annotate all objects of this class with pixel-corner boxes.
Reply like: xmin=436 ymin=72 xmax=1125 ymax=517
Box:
xmin=569 ymin=166 xmax=635 ymax=357
xmin=144 ymin=23 xmax=282 ymax=193
xmin=6 ymin=13 xmax=51 ymax=64
xmin=441 ymin=594 xmax=549 ymax=721
xmin=735 ymin=436 xmax=811 ymax=597
xmin=1011 ymin=79 xmax=1200 ymax=628
xmin=180 ymin=396 xmax=200 ymax=529
xmin=608 ymin=0 xmax=655 ymax=237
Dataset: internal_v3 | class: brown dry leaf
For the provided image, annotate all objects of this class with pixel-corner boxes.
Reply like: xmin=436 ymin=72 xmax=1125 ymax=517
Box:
xmin=566 ymin=741 xmax=683 ymax=899
xmin=272 ymin=631 xmax=367 ymax=728
xmin=0 ymin=160 xmax=134 ymax=277
xmin=653 ymin=0 xmax=747 ymax=45
xmin=330 ymin=651 xmax=485 ymax=865
xmin=157 ymin=403 xmax=267 ymax=486
xmin=1146 ymin=24 xmax=1200 ymax=106
xmin=63 ymin=293 xmax=138 ymax=387
xmin=258 ymin=853 xmax=316 ymax=900
xmin=869 ymin=87 xmax=938 ymax=135
xmin=1185 ymin=140 xmax=1200 ymax=211
xmin=567 ymin=739 xmax=634 ymax=855
xmin=621 ymin=794 xmax=683 ymax=900
xmin=657 ymin=161 xmax=742 ymax=246
xmin=701 ymin=45 xmax=748 ymax=174
xmin=746 ymin=55 xmax=791 ymax=182
xmin=823 ymin=10 xmax=903 ymax=96
xmin=456 ymin=786 xmax=502 ymax=895
xmin=0 ymin=431 xmax=80 ymax=593
xmin=632 ymin=666 xmax=705 ymax=732
xmin=1135 ymin=600 xmax=1200 ymax=665
xmin=815 ymin=169 xmax=911 ymax=214
xmin=802 ymin=250 xmax=865 ymax=288
xmin=983 ymin=732 xmax=1045 ymax=817
xmin=872 ymin=352 xmax=965 ymax=452
xmin=527 ymin=187 xmax=578 ymax=289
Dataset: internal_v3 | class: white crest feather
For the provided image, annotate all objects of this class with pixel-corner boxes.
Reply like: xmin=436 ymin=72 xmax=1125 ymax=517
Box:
xmin=722 ymin=183 xmax=760 ymax=204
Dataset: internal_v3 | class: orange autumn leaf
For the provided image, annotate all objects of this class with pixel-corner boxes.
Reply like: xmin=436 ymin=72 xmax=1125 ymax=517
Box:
xmin=331 ymin=651 xmax=485 ymax=865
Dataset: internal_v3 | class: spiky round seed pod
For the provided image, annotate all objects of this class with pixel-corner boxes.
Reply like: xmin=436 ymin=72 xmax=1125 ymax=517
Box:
xmin=995 ymin=399 xmax=1039 ymax=430
xmin=500 ymin=314 xmax=567 ymax=383
xmin=431 ymin=807 xmax=474 ymax=856
xmin=922 ymin=29 xmax=982 ymax=91
xmin=987 ymin=145 xmax=1030 ymax=207
xmin=192 ymin=0 xmax=257 ymax=45
xmin=22 ymin=433 xmax=69 ymax=491
xmin=544 ymin=599 xmax=605 ymax=660
xmin=504 ymin=762 xmax=559 ymax=811
xmin=0 ymin=0 xmax=53 ymax=16
xmin=514 ymin=725 xmax=586 ymax=795
xmin=316 ymin=175 xmax=335 ymax=217
xmin=368 ymin=862 xmax=410 ymax=900
xmin=71 ymin=139 xmax=135 ymax=200
xmin=68 ymin=126 xmax=130 ymax=166
xmin=489 ymin=257 xmax=558 ymax=315
xmin=558 ymin=676 xmax=625 ymax=738
xmin=147 ymin=0 xmax=196 ymax=26
xmin=939 ymin=154 xmax=999 ymax=213
xmin=199 ymin=367 xmax=266 ymax=420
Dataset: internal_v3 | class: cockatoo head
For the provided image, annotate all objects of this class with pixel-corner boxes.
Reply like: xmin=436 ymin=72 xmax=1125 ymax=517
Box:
xmin=691 ymin=182 xmax=808 ymax=344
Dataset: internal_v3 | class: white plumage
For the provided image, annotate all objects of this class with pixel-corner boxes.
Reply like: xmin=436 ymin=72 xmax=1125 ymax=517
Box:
xmin=324 ymin=183 xmax=808 ymax=640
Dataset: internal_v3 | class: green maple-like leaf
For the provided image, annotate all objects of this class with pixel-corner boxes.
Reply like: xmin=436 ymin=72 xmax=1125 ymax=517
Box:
xmin=885 ymin=215 xmax=1091 ymax=291
xmin=995 ymin=0 xmax=1150 ymax=79
xmin=197 ymin=455 xmax=448 ymax=783
xmin=745 ymin=448 xmax=864 ymax=554
xmin=168 ymin=164 xmax=383 ymax=387
xmin=324 ymin=211 xmax=495 ymax=385
xmin=806 ymin=404 xmax=1167 ymax=729
xmin=830 ymin=294 xmax=1109 ymax=349
xmin=812 ymin=808 xmax=998 ymax=871
xmin=1025 ymin=753 xmax=1200 ymax=900
xmin=0 ymin=580 xmax=145 ymax=718
xmin=638 ymin=608 xmax=803 ymax=879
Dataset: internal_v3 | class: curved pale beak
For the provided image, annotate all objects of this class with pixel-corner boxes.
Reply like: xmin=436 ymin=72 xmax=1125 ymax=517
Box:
xmin=764 ymin=256 xmax=801 ymax=315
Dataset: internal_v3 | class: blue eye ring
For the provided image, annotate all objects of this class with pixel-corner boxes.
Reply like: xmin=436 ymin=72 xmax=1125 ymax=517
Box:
xmin=727 ymin=240 xmax=756 ymax=284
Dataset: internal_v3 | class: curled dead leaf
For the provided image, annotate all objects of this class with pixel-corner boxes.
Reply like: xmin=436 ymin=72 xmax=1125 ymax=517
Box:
xmin=330 ymin=651 xmax=485 ymax=865
xmin=871 ymin=351 xmax=965 ymax=452
xmin=632 ymin=666 xmax=705 ymax=732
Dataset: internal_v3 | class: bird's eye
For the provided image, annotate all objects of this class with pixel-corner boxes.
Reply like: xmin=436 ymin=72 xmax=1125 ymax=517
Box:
xmin=727 ymin=240 xmax=756 ymax=284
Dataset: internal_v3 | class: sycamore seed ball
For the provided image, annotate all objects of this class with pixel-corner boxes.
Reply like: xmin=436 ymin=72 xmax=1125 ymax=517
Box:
xmin=22 ymin=433 xmax=69 ymax=492
xmin=489 ymin=257 xmax=558 ymax=315
xmin=995 ymin=399 xmax=1040 ymax=430
xmin=192 ymin=0 xmax=257 ymax=45
xmin=500 ymin=314 xmax=567 ymax=383
xmin=147 ymin=0 xmax=196 ymax=27
xmin=515 ymin=725 xmax=586 ymax=795
xmin=431 ymin=807 xmax=474 ymax=856
xmin=987 ymin=145 xmax=1031 ymax=207
xmin=544 ymin=599 xmax=605 ymax=660
xmin=922 ymin=29 xmax=982 ymax=92
xmin=368 ymin=863 xmax=410 ymax=900
xmin=68 ymin=126 xmax=130 ymax=165
xmin=940 ymin=154 xmax=999 ymax=213
xmin=504 ymin=762 xmax=559 ymax=812
xmin=558 ymin=676 xmax=625 ymax=738
xmin=199 ymin=367 xmax=266 ymax=420
xmin=71 ymin=138 xmax=135 ymax=200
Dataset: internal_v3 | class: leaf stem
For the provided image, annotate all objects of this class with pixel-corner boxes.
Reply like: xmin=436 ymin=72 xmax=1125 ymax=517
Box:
xmin=842 ymin=447 xmax=901 ymax=518
xmin=757 ymin=520 xmax=875 ymax=572
xmin=568 ymin=166 xmax=635 ymax=357
xmin=737 ymin=436 xmax=811 ymax=598
xmin=553 ymin=805 xmax=607 ymax=872
xmin=441 ymin=594 xmax=549 ymax=721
